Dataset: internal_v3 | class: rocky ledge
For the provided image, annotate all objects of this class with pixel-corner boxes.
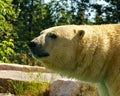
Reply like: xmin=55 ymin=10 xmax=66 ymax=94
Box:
xmin=0 ymin=63 xmax=99 ymax=96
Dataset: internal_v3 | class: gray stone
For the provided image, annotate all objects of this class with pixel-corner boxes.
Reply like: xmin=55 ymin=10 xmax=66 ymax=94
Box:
xmin=50 ymin=80 xmax=99 ymax=96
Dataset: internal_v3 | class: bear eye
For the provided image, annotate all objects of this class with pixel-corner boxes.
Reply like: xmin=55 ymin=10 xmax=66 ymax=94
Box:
xmin=48 ymin=33 xmax=57 ymax=39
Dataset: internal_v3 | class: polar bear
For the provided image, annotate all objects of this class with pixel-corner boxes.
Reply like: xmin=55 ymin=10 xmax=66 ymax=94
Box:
xmin=29 ymin=24 xmax=120 ymax=96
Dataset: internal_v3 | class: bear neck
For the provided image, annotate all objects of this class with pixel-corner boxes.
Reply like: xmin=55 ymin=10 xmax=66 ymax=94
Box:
xmin=74 ymin=27 xmax=112 ymax=82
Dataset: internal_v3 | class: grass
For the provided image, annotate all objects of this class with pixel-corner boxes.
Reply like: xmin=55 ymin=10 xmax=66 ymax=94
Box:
xmin=0 ymin=78 xmax=50 ymax=96
xmin=12 ymin=80 xmax=50 ymax=96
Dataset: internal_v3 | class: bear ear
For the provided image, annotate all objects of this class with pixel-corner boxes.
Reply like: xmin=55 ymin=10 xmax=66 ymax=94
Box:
xmin=78 ymin=30 xmax=85 ymax=38
xmin=74 ymin=30 xmax=85 ymax=39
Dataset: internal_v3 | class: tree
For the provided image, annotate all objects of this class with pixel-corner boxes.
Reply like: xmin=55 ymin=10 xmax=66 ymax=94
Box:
xmin=104 ymin=0 xmax=120 ymax=23
xmin=47 ymin=0 xmax=90 ymax=25
xmin=91 ymin=0 xmax=120 ymax=24
xmin=12 ymin=0 xmax=55 ymax=65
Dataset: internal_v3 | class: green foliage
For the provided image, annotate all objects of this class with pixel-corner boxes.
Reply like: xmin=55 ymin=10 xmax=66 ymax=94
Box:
xmin=11 ymin=0 xmax=55 ymax=65
xmin=0 ymin=0 xmax=19 ymax=63
xmin=12 ymin=81 xmax=49 ymax=96
xmin=46 ymin=0 xmax=89 ymax=25
xmin=91 ymin=0 xmax=120 ymax=24
xmin=0 ymin=79 xmax=50 ymax=96
xmin=0 ymin=0 xmax=19 ymax=21
xmin=0 ymin=39 xmax=15 ymax=63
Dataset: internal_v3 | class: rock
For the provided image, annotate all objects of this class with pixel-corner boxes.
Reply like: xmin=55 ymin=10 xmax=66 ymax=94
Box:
xmin=50 ymin=80 xmax=80 ymax=96
xmin=0 ymin=93 xmax=14 ymax=96
xmin=0 ymin=70 xmax=62 ymax=82
xmin=50 ymin=80 xmax=99 ymax=96
xmin=0 ymin=63 xmax=51 ymax=73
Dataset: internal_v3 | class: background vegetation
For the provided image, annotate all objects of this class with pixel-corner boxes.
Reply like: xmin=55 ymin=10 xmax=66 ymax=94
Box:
xmin=0 ymin=0 xmax=120 ymax=65
xmin=0 ymin=78 xmax=50 ymax=96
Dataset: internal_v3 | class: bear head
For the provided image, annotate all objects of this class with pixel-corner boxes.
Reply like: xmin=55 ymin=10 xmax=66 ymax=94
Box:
xmin=29 ymin=25 xmax=85 ymax=74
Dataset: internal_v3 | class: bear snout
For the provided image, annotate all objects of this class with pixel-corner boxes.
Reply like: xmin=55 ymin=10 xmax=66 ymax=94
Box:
xmin=28 ymin=41 xmax=37 ymax=48
xmin=29 ymin=41 xmax=50 ymax=58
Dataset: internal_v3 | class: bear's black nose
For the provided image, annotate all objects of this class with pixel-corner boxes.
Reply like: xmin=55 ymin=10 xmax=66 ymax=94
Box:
xmin=28 ymin=41 xmax=36 ymax=47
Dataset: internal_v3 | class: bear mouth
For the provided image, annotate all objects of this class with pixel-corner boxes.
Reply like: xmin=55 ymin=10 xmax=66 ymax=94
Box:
xmin=37 ymin=52 xmax=50 ymax=57
xmin=30 ymin=48 xmax=50 ymax=58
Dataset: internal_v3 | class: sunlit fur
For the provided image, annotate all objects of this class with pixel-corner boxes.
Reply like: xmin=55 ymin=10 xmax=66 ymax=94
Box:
xmin=31 ymin=24 xmax=120 ymax=96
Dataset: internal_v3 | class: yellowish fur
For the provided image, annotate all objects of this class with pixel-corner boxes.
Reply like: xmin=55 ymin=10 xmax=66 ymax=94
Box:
xmin=31 ymin=24 xmax=120 ymax=96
